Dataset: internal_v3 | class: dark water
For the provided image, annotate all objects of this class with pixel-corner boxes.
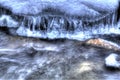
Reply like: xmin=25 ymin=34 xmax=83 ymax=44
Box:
xmin=0 ymin=31 xmax=120 ymax=80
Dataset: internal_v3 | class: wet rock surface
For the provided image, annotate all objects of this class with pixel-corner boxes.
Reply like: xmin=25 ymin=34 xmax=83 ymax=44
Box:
xmin=0 ymin=32 xmax=120 ymax=80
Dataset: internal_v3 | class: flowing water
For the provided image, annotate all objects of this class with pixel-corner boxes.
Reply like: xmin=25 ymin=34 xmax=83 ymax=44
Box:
xmin=0 ymin=1 xmax=120 ymax=80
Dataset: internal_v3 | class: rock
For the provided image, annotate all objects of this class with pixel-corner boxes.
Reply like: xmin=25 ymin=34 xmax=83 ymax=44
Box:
xmin=85 ymin=38 xmax=120 ymax=51
xmin=105 ymin=53 xmax=120 ymax=69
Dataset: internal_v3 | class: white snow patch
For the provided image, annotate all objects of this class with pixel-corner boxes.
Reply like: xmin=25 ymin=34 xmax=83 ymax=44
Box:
xmin=105 ymin=53 xmax=120 ymax=68
xmin=0 ymin=15 xmax=18 ymax=27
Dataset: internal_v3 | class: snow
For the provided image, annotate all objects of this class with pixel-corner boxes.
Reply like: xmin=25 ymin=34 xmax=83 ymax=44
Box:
xmin=0 ymin=0 xmax=119 ymax=16
xmin=105 ymin=53 xmax=120 ymax=68
xmin=0 ymin=15 xmax=18 ymax=27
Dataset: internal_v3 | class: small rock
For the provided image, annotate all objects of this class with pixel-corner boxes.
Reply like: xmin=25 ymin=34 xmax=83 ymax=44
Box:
xmin=85 ymin=38 xmax=120 ymax=51
xmin=105 ymin=53 xmax=120 ymax=69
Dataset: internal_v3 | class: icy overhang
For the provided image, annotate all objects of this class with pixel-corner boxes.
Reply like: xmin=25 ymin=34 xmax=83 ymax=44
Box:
xmin=0 ymin=0 xmax=119 ymax=40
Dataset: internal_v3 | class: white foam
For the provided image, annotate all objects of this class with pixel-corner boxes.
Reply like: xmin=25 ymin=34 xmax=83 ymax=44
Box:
xmin=0 ymin=48 xmax=16 ymax=52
